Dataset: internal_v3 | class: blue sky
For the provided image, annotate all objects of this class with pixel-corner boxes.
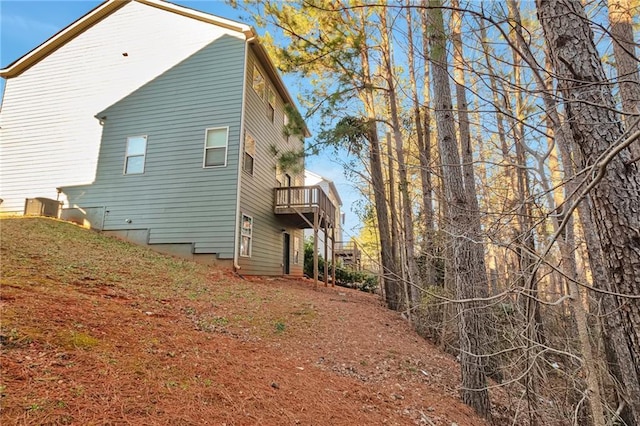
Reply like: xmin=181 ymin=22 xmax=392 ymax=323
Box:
xmin=0 ymin=0 xmax=363 ymax=238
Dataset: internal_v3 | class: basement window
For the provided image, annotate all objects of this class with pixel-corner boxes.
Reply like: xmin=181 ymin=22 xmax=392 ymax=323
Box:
xmin=240 ymin=214 xmax=253 ymax=257
xmin=294 ymin=236 xmax=300 ymax=264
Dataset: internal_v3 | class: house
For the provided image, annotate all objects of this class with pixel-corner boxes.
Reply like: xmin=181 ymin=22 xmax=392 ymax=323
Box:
xmin=304 ymin=170 xmax=361 ymax=270
xmin=0 ymin=0 xmax=338 ymax=277
xmin=304 ymin=169 xmax=343 ymax=246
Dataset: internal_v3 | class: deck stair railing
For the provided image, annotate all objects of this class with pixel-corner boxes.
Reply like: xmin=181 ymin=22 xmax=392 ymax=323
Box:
xmin=335 ymin=241 xmax=362 ymax=270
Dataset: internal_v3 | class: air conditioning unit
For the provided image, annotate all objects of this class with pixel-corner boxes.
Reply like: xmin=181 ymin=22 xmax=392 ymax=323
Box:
xmin=24 ymin=198 xmax=62 ymax=218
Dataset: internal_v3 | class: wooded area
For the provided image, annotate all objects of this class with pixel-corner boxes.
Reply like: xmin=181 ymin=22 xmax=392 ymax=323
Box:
xmin=238 ymin=0 xmax=640 ymax=424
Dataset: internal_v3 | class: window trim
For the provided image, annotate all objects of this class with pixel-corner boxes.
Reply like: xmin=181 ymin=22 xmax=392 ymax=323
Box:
xmin=124 ymin=135 xmax=147 ymax=175
xmin=293 ymin=235 xmax=300 ymax=264
xmin=283 ymin=112 xmax=290 ymax=143
xmin=243 ymin=132 xmax=256 ymax=176
xmin=267 ymin=86 xmax=275 ymax=122
xmin=252 ymin=65 xmax=265 ymax=100
xmin=203 ymin=127 xmax=229 ymax=168
xmin=240 ymin=213 xmax=253 ymax=258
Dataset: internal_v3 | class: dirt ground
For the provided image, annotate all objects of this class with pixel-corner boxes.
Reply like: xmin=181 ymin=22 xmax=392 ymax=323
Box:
xmin=0 ymin=218 xmax=508 ymax=425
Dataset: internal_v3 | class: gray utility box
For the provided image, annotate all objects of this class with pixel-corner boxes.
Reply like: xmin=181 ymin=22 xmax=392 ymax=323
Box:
xmin=24 ymin=198 xmax=62 ymax=218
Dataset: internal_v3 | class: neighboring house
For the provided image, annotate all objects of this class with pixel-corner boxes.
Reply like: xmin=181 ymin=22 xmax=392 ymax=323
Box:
xmin=304 ymin=170 xmax=361 ymax=270
xmin=0 ymin=0 xmax=337 ymax=276
xmin=304 ymin=169 xmax=343 ymax=243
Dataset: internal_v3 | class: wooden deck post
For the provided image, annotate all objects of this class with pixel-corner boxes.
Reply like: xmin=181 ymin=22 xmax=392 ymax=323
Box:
xmin=323 ymin=212 xmax=329 ymax=287
xmin=331 ymin=225 xmax=336 ymax=287
xmin=313 ymin=207 xmax=319 ymax=289
xmin=273 ymin=186 xmax=338 ymax=290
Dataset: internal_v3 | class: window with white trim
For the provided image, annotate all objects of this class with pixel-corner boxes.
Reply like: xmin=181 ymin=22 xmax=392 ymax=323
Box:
xmin=240 ymin=214 xmax=253 ymax=257
xmin=267 ymin=87 xmax=275 ymax=122
xmin=124 ymin=135 xmax=147 ymax=174
xmin=243 ymin=133 xmax=255 ymax=175
xmin=203 ymin=127 xmax=228 ymax=167
xmin=252 ymin=65 xmax=265 ymax=99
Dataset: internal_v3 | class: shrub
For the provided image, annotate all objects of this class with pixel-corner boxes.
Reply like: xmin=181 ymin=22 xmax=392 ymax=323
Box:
xmin=304 ymin=241 xmax=377 ymax=293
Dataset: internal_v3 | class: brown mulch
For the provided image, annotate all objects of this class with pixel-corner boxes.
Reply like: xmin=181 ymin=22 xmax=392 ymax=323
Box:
xmin=0 ymin=218 xmax=504 ymax=425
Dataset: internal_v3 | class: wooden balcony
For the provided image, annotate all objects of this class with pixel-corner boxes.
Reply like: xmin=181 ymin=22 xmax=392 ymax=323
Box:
xmin=274 ymin=186 xmax=336 ymax=229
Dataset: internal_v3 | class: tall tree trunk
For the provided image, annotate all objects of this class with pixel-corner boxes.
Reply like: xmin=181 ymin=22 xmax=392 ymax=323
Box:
xmin=385 ymin=131 xmax=409 ymax=312
xmin=379 ymin=8 xmax=421 ymax=310
xmin=507 ymin=4 xmax=640 ymax=419
xmin=357 ymin=10 xmax=402 ymax=311
xmin=451 ymin=0 xmax=499 ymax=382
xmin=479 ymin=23 xmax=519 ymax=293
xmin=427 ymin=1 xmax=491 ymax=419
xmin=506 ymin=2 xmax=545 ymax=422
xmin=421 ymin=7 xmax=455 ymax=349
xmin=574 ymin=149 xmax=640 ymax=426
xmin=479 ymin=23 xmax=511 ymax=162
xmin=608 ymin=0 xmax=640 ymax=160
xmin=537 ymin=1 xmax=640 ymax=423
xmin=406 ymin=3 xmax=435 ymax=291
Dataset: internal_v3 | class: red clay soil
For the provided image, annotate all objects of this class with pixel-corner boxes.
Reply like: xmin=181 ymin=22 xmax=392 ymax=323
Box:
xmin=0 ymin=218 xmax=506 ymax=425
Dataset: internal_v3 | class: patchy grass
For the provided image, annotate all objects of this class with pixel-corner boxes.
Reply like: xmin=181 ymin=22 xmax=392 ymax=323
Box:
xmin=0 ymin=217 xmax=499 ymax=426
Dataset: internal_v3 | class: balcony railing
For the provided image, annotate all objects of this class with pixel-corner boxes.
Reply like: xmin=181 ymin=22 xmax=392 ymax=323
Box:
xmin=274 ymin=185 xmax=336 ymax=228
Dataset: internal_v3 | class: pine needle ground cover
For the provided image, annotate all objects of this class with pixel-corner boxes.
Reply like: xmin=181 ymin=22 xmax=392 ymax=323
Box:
xmin=0 ymin=218 xmax=498 ymax=425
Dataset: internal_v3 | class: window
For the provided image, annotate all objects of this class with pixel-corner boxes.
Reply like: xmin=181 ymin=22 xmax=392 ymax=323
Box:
xmin=293 ymin=236 xmax=300 ymax=264
xmin=203 ymin=127 xmax=228 ymax=167
xmin=252 ymin=65 xmax=265 ymax=99
xmin=267 ymin=87 xmax=275 ymax=122
xmin=124 ymin=136 xmax=147 ymax=174
xmin=283 ymin=111 xmax=290 ymax=142
xmin=243 ymin=133 xmax=256 ymax=175
xmin=240 ymin=214 xmax=253 ymax=257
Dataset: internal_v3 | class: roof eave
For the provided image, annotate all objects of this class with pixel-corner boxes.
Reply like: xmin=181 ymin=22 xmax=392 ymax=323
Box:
xmin=0 ymin=0 xmax=254 ymax=79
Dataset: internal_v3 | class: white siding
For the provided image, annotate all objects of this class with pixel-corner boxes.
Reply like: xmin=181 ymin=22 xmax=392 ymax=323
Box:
xmin=0 ymin=1 xmax=243 ymax=213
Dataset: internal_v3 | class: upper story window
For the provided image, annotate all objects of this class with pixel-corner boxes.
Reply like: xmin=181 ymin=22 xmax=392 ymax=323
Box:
xmin=124 ymin=135 xmax=147 ymax=174
xmin=252 ymin=65 xmax=265 ymax=99
xmin=267 ymin=87 xmax=275 ymax=122
xmin=283 ymin=111 xmax=290 ymax=142
xmin=203 ymin=127 xmax=228 ymax=168
xmin=244 ymin=133 xmax=256 ymax=175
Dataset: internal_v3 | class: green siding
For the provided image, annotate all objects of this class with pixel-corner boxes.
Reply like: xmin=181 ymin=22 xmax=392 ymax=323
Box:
xmin=237 ymin=50 xmax=305 ymax=276
xmin=62 ymin=36 xmax=245 ymax=258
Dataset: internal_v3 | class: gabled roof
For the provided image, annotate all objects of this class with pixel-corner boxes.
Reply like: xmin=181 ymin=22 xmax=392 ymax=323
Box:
xmin=305 ymin=170 xmax=343 ymax=206
xmin=0 ymin=0 xmax=251 ymax=78
xmin=0 ymin=0 xmax=307 ymax=135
